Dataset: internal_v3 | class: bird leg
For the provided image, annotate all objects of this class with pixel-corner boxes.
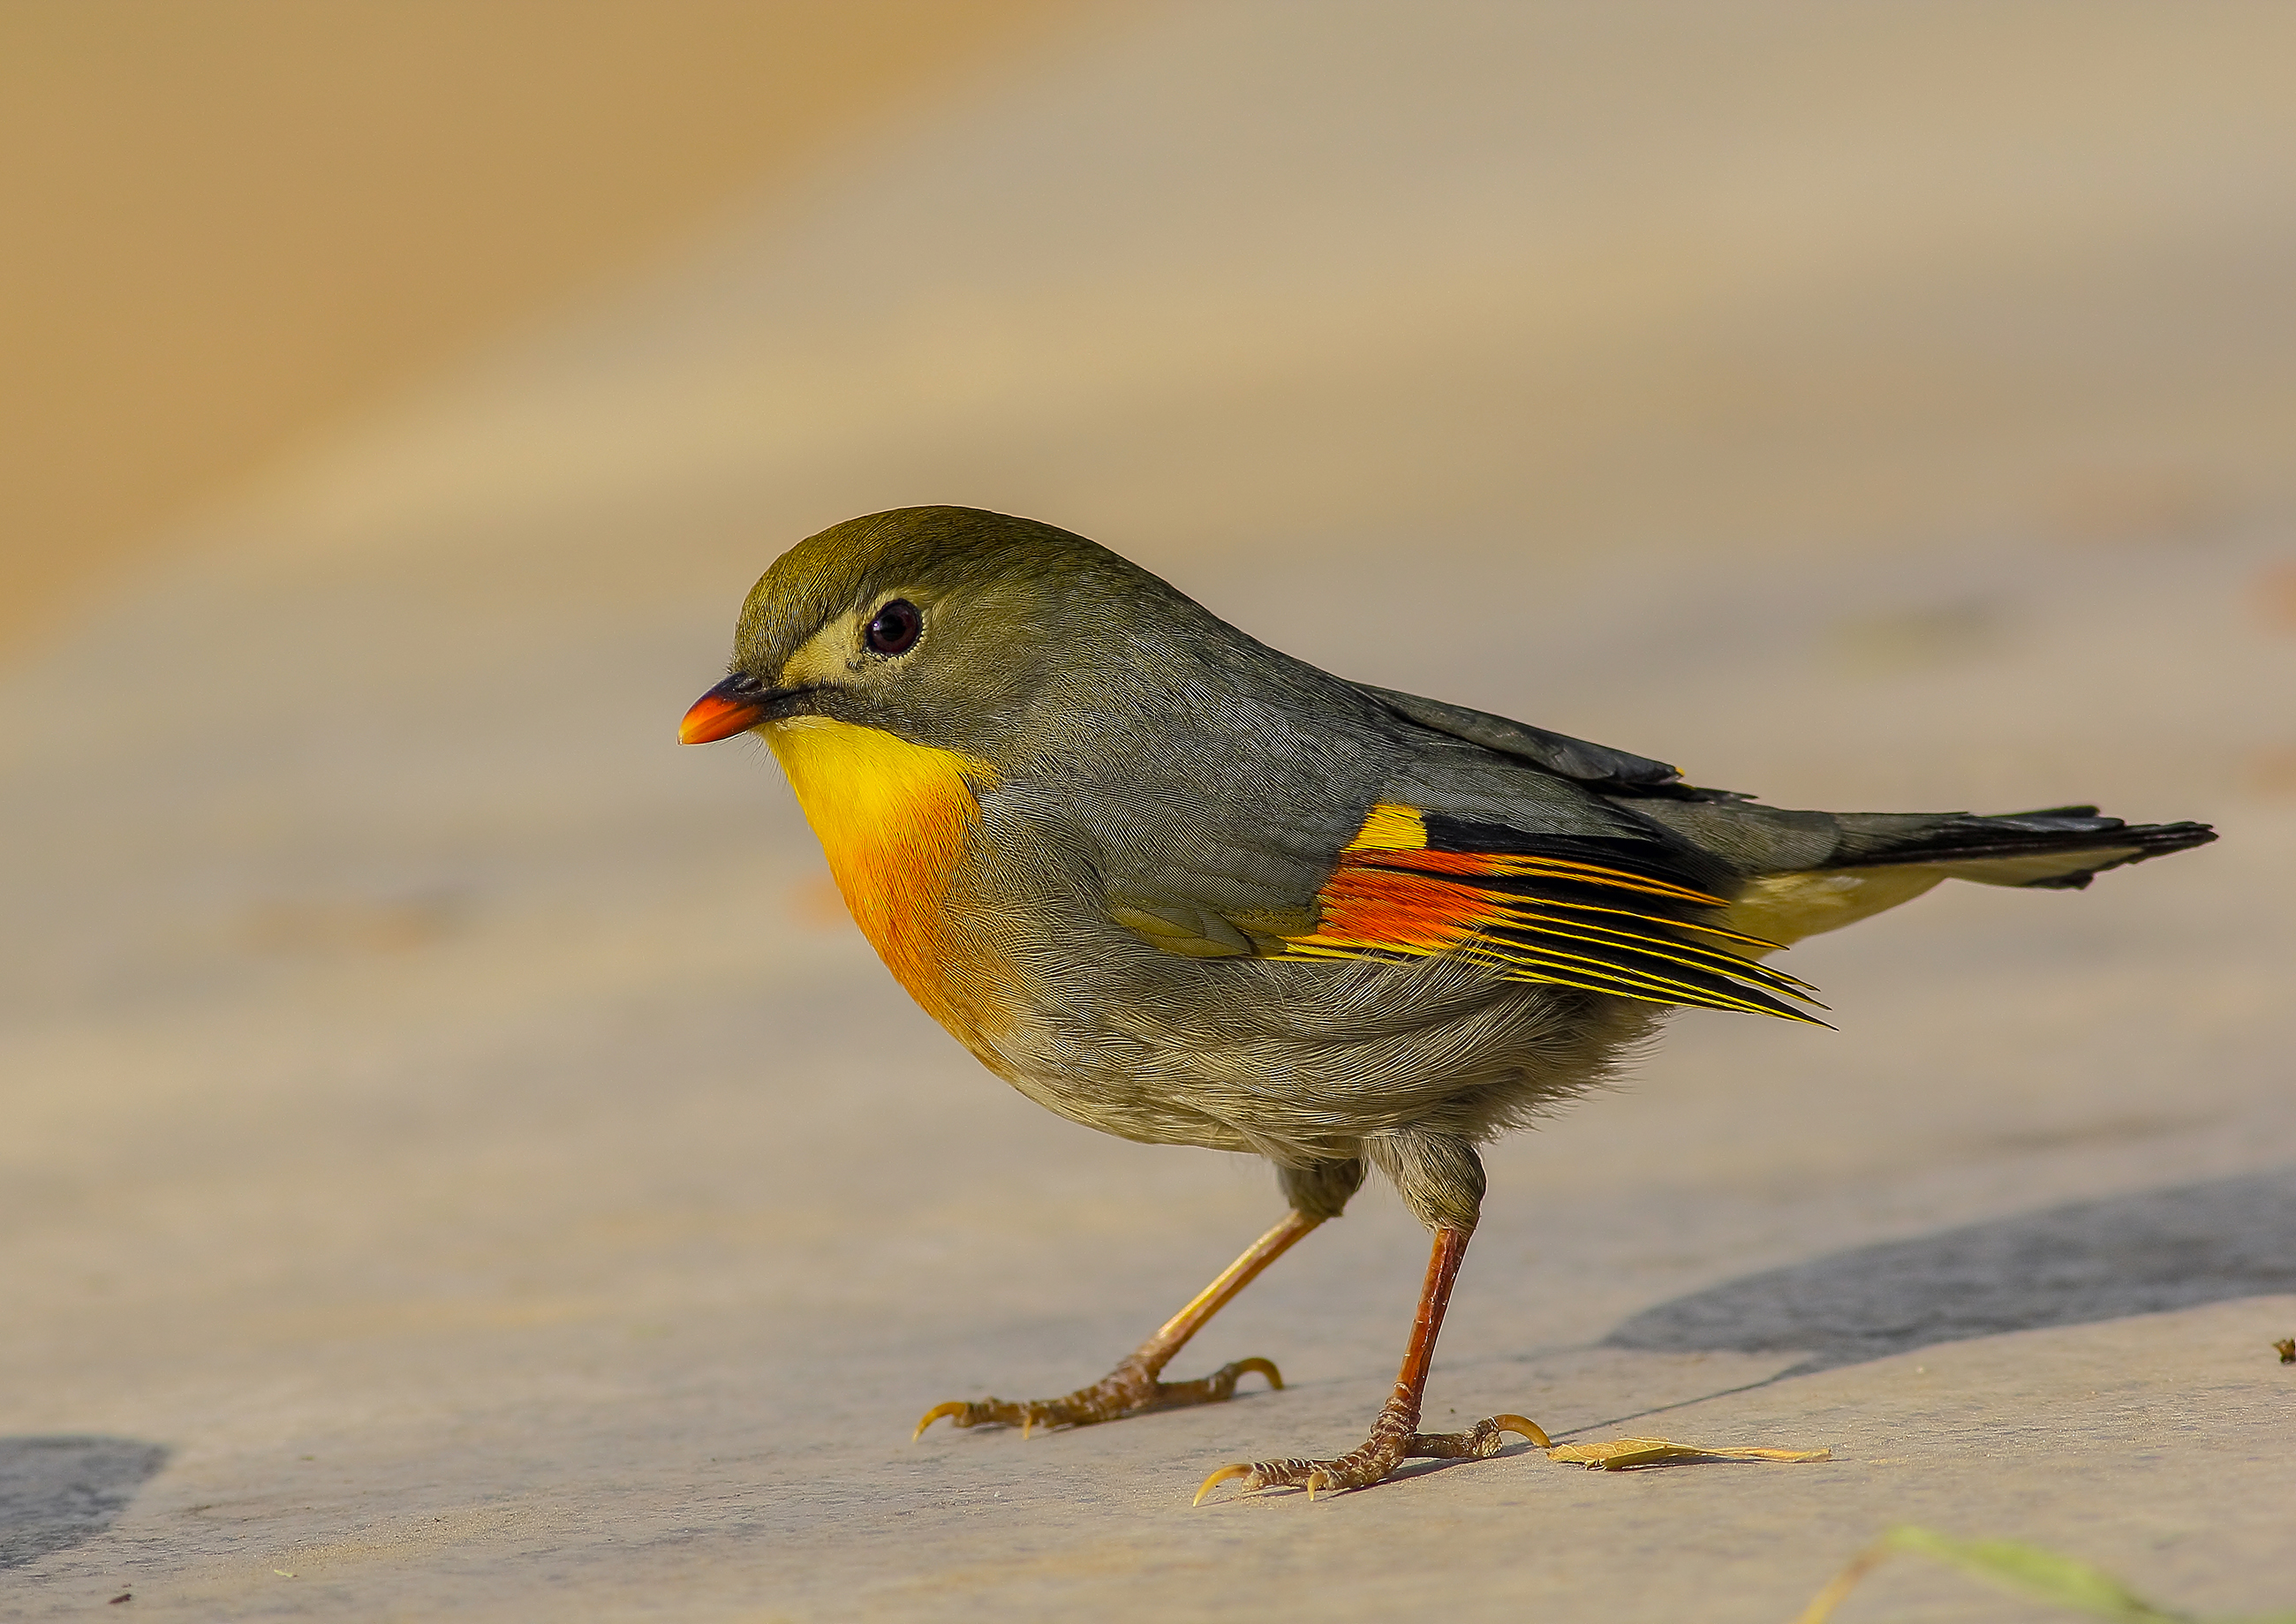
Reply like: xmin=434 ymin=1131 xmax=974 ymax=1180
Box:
xmin=1194 ymin=1224 xmax=1547 ymax=1502
xmin=913 ymin=1208 xmax=1321 ymax=1439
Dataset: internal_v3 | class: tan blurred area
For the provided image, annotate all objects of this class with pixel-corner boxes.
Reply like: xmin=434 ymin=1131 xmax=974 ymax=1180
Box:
xmin=0 ymin=0 xmax=1081 ymax=653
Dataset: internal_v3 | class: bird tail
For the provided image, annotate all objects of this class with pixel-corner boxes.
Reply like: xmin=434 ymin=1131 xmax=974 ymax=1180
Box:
xmin=1821 ymin=806 xmax=2217 ymax=890
xmin=1714 ymin=806 xmax=2214 ymax=949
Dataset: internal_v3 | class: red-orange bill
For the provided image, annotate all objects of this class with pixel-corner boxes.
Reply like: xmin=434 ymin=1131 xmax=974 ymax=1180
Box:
xmin=679 ymin=684 xmax=768 ymax=744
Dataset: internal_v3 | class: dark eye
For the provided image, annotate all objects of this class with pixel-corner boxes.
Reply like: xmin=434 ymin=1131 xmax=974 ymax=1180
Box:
xmin=865 ymin=599 xmax=922 ymax=656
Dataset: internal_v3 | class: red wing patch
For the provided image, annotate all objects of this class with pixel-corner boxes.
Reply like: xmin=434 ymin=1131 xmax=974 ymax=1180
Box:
xmin=1280 ymin=804 xmax=1824 ymax=1023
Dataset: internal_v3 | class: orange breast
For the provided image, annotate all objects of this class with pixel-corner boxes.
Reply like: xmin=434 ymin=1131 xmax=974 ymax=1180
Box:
xmin=764 ymin=717 xmax=1012 ymax=1044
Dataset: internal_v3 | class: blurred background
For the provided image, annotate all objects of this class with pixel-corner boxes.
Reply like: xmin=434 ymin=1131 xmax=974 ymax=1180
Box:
xmin=4 ymin=4 xmax=2292 ymax=1620
xmin=0 ymin=0 xmax=1086 ymax=651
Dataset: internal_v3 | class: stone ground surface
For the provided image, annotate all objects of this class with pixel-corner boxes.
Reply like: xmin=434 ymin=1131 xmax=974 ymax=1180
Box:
xmin=4 ymin=4 xmax=2293 ymax=1620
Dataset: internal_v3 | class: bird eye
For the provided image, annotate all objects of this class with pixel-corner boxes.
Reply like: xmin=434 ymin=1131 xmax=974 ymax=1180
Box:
xmin=865 ymin=599 xmax=922 ymax=656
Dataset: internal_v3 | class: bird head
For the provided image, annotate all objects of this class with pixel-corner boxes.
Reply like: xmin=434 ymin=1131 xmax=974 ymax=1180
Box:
xmin=678 ymin=506 xmax=1182 ymax=763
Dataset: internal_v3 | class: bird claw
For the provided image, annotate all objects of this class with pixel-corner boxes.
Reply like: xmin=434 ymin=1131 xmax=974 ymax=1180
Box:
xmin=910 ymin=1396 xmax=1057 ymax=1439
xmin=911 ymin=1400 xmax=983 ymax=1440
xmin=1191 ymin=1411 xmax=1548 ymax=1503
xmin=1192 ymin=1462 xmax=1255 ymax=1506
xmin=1405 ymin=1413 xmax=1551 ymax=1458
xmin=912 ymin=1355 xmax=1286 ymax=1442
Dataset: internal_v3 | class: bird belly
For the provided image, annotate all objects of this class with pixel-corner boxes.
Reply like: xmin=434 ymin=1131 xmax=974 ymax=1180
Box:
xmin=764 ymin=717 xmax=1016 ymax=1044
xmin=983 ymin=940 xmax=1652 ymax=1164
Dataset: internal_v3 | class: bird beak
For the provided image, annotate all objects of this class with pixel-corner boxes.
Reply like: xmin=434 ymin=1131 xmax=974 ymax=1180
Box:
xmin=679 ymin=676 xmax=774 ymax=744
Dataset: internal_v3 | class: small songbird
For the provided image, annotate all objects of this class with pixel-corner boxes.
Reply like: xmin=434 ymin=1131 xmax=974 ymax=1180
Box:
xmin=679 ymin=506 xmax=2214 ymax=1501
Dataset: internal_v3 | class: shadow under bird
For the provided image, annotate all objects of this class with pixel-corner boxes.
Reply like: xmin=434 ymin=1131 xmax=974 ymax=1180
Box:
xmin=678 ymin=506 xmax=2214 ymax=1501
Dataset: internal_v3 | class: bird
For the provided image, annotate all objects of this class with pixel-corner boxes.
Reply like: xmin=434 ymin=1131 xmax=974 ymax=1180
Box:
xmin=678 ymin=505 xmax=2214 ymax=1502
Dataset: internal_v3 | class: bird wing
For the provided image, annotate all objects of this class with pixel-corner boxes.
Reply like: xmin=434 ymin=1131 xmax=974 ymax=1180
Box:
xmin=1353 ymin=683 xmax=1728 ymax=797
xmin=1270 ymin=799 xmax=1824 ymax=1023
xmin=1088 ymin=688 xmax=1817 ymax=1020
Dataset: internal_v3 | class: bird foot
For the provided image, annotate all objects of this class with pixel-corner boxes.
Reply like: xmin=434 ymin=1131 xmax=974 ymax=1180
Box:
xmin=914 ymin=1353 xmax=1284 ymax=1439
xmin=1194 ymin=1409 xmax=1548 ymax=1503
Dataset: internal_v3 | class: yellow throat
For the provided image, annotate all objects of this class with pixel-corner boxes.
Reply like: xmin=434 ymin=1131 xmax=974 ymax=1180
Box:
xmin=762 ymin=716 xmax=1000 ymax=1030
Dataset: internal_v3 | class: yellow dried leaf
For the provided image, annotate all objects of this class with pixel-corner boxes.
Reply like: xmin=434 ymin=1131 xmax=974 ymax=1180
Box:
xmin=1545 ymin=1436 xmax=1830 ymax=1470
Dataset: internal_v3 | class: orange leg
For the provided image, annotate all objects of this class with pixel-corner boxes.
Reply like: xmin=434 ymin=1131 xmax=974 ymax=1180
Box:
xmin=1194 ymin=1225 xmax=1547 ymax=1502
xmin=914 ymin=1209 xmax=1320 ymax=1439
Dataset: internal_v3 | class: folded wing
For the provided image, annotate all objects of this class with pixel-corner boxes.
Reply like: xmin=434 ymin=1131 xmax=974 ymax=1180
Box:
xmin=1276 ymin=803 xmax=1824 ymax=1023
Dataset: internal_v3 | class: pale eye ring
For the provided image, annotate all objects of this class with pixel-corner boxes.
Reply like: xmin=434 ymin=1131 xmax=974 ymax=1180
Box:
xmin=865 ymin=599 xmax=922 ymax=656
